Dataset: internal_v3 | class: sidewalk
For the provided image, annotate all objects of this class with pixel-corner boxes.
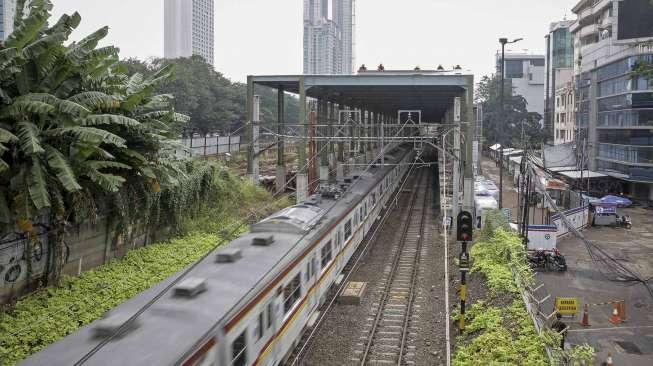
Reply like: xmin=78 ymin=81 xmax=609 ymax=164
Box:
xmin=480 ymin=155 xmax=653 ymax=365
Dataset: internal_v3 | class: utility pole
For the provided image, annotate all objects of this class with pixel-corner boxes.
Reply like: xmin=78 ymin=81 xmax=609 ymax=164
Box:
xmin=452 ymin=98 xmax=461 ymax=233
xmin=498 ymin=37 xmax=523 ymax=209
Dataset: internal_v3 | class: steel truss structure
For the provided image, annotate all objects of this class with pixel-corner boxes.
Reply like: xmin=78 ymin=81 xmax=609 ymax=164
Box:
xmin=245 ymin=71 xmax=477 ymax=221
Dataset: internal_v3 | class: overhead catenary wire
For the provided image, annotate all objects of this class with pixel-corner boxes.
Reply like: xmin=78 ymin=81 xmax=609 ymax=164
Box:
xmin=74 ymin=107 xmax=423 ymax=364
xmin=522 ymin=152 xmax=653 ymax=300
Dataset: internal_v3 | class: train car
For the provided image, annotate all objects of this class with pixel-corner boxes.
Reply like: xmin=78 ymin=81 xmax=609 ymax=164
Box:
xmin=22 ymin=145 xmax=415 ymax=366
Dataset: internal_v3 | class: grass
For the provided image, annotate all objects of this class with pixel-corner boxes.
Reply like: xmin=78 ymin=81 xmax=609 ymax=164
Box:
xmin=0 ymin=166 xmax=290 ymax=365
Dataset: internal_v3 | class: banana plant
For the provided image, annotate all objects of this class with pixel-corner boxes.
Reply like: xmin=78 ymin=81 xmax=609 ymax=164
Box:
xmin=0 ymin=0 xmax=190 ymax=281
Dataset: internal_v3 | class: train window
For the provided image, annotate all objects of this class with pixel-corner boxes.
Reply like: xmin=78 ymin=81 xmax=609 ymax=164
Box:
xmin=311 ymin=257 xmax=318 ymax=277
xmin=359 ymin=207 xmax=363 ymax=223
xmin=321 ymin=240 xmax=333 ymax=268
xmin=344 ymin=219 xmax=352 ymax=240
xmin=364 ymin=202 xmax=367 ymax=217
xmin=266 ymin=302 xmax=273 ymax=329
xmin=305 ymin=261 xmax=310 ymax=283
xmin=254 ymin=311 xmax=264 ymax=340
xmin=283 ymin=274 xmax=302 ymax=314
xmin=231 ymin=331 xmax=247 ymax=366
xmin=372 ymin=193 xmax=376 ymax=207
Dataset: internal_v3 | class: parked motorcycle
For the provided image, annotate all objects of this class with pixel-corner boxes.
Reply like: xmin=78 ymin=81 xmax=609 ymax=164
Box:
xmin=618 ymin=215 xmax=632 ymax=229
xmin=528 ymin=249 xmax=567 ymax=272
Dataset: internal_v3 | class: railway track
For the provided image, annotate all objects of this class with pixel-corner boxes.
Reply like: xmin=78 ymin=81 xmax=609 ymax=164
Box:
xmin=287 ymin=164 xmax=420 ymax=366
xmin=354 ymin=168 xmax=429 ymax=366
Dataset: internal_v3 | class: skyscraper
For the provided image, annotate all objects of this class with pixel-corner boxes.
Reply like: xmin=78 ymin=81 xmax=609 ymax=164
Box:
xmin=0 ymin=0 xmax=17 ymax=40
xmin=544 ymin=20 xmax=575 ymax=145
xmin=303 ymin=0 xmax=354 ymax=75
xmin=164 ymin=0 xmax=214 ymax=64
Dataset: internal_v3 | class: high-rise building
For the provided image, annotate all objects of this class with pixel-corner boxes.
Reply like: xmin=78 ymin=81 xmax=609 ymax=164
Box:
xmin=0 ymin=0 xmax=17 ymax=40
xmin=164 ymin=0 xmax=214 ymax=64
xmin=571 ymin=0 xmax=653 ymax=199
xmin=544 ymin=20 xmax=575 ymax=145
xmin=303 ymin=0 xmax=355 ymax=75
xmin=495 ymin=52 xmax=546 ymax=119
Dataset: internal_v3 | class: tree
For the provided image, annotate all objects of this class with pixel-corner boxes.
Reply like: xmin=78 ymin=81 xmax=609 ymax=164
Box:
xmin=0 ymin=0 xmax=192 ymax=282
xmin=633 ymin=60 xmax=653 ymax=80
xmin=122 ymin=57 xmax=300 ymax=136
xmin=476 ymin=74 xmax=545 ymax=149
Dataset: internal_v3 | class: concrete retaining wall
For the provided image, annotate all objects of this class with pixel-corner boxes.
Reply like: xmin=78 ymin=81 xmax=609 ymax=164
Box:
xmin=0 ymin=217 xmax=164 ymax=305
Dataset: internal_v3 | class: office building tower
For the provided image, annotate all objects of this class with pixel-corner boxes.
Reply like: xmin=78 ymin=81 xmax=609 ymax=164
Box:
xmin=0 ymin=0 xmax=16 ymax=40
xmin=495 ymin=52 xmax=546 ymax=119
xmin=571 ymin=0 xmax=653 ymax=199
xmin=303 ymin=0 xmax=355 ymax=74
xmin=545 ymin=20 xmax=576 ymax=145
xmin=164 ymin=0 xmax=214 ymax=64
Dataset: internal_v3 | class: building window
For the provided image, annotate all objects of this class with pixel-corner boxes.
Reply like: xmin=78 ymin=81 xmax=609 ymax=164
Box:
xmin=530 ymin=58 xmax=545 ymax=67
xmin=504 ymin=60 xmax=524 ymax=78
xmin=321 ymin=240 xmax=333 ymax=268
xmin=283 ymin=274 xmax=302 ymax=314
xmin=231 ymin=331 xmax=247 ymax=366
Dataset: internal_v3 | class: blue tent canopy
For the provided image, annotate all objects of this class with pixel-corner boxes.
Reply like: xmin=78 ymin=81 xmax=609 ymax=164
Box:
xmin=600 ymin=195 xmax=633 ymax=206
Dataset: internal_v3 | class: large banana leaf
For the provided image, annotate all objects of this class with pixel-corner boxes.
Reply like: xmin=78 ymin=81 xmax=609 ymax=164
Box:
xmin=69 ymin=91 xmax=119 ymax=110
xmin=44 ymin=126 xmax=127 ymax=147
xmin=0 ymin=127 xmax=18 ymax=143
xmin=83 ymin=114 xmax=141 ymax=129
xmin=5 ymin=5 xmax=49 ymax=51
xmin=45 ymin=145 xmax=82 ymax=192
xmin=16 ymin=121 xmax=45 ymax=155
xmin=84 ymin=160 xmax=131 ymax=171
xmin=45 ymin=12 xmax=81 ymax=38
xmin=9 ymin=99 xmax=56 ymax=116
xmin=65 ymin=26 xmax=109 ymax=66
xmin=84 ymin=169 xmax=125 ymax=192
xmin=28 ymin=157 xmax=51 ymax=210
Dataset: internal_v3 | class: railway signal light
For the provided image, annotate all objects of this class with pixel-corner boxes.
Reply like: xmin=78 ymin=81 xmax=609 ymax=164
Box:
xmin=457 ymin=211 xmax=473 ymax=242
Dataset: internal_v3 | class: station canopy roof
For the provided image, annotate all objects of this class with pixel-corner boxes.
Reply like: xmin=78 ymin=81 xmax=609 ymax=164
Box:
xmin=558 ymin=170 xmax=607 ymax=179
xmin=251 ymin=71 xmax=473 ymax=123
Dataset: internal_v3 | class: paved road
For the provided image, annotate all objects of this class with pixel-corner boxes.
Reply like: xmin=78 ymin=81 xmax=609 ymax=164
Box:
xmin=481 ymin=155 xmax=653 ymax=365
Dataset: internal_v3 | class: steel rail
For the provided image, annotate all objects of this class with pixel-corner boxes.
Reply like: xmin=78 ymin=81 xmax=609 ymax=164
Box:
xmin=287 ymin=159 xmax=419 ymax=366
xmin=359 ymin=168 xmax=428 ymax=366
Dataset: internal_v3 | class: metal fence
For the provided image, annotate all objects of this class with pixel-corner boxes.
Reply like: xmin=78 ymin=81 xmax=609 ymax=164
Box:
xmin=174 ymin=135 xmax=242 ymax=158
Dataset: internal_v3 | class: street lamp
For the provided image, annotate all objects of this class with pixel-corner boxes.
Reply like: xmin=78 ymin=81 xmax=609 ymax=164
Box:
xmin=498 ymin=37 xmax=523 ymax=209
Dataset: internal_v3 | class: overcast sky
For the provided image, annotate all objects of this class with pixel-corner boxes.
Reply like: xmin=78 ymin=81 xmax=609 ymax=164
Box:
xmin=51 ymin=0 xmax=578 ymax=83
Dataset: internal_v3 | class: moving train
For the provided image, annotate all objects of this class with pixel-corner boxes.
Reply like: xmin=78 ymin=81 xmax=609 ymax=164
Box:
xmin=23 ymin=145 xmax=415 ymax=366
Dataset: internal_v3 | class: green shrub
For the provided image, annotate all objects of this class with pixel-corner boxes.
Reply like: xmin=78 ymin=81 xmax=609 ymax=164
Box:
xmin=0 ymin=167 xmax=288 ymax=365
xmin=454 ymin=211 xmax=595 ymax=365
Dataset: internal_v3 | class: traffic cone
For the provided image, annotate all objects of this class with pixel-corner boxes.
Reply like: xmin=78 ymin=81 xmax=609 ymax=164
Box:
xmin=618 ymin=301 xmax=627 ymax=322
xmin=610 ymin=304 xmax=622 ymax=325
xmin=581 ymin=304 xmax=590 ymax=327
xmin=605 ymin=352 xmax=613 ymax=366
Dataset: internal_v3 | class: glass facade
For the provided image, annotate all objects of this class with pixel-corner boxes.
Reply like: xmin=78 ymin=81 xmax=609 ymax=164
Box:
xmin=593 ymin=54 xmax=653 ymax=185
xmin=551 ymin=27 xmax=573 ymax=68
xmin=0 ymin=1 xmax=4 ymax=40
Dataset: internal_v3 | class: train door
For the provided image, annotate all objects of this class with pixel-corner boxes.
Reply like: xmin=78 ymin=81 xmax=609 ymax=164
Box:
xmin=262 ymin=295 xmax=283 ymax=366
xmin=306 ymin=255 xmax=319 ymax=313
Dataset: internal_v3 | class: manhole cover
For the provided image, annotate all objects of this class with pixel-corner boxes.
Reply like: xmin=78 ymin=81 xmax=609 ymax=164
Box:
xmin=615 ymin=341 xmax=642 ymax=355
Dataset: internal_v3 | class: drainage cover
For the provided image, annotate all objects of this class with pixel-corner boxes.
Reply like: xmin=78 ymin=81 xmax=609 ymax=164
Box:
xmin=615 ymin=341 xmax=642 ymax=355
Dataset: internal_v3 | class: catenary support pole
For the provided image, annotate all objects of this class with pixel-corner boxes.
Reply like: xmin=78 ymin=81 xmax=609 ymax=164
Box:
xmin=276 ymin=87 xmax=286 ymax=193
xmin=246 ymin=76 xmax=258 ymax=184
xmin=296 ymin=76 xmax=308 ymax=203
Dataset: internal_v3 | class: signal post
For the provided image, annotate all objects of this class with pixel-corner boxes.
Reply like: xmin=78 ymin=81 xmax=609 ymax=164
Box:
xmin=456 ymin=211 xmax=473 ymax=332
